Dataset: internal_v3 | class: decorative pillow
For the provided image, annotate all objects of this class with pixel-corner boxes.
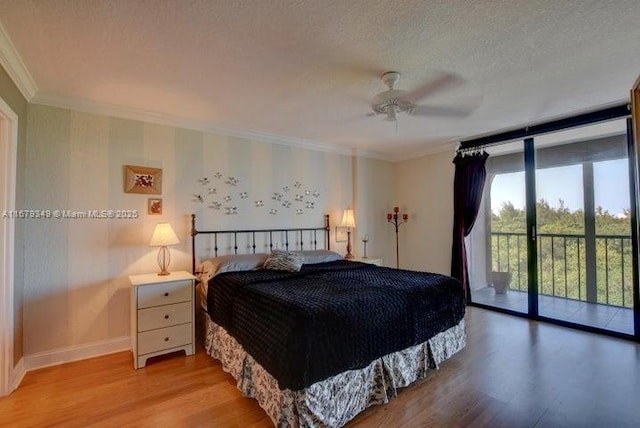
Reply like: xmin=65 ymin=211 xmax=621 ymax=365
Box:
xmin=297 ymin=250 xmax=342 ymax=264
xmin=262 ymin=250 xmax=305 ymax=272
xmin=196 ymin=253 xmax=269 ymax=284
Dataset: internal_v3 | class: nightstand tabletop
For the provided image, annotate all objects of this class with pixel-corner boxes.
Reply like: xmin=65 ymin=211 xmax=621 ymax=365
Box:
xmin=129 ymin=270 xmax=195 ymax=286
xmin=354 ymin=257 xmax=383 ymax=266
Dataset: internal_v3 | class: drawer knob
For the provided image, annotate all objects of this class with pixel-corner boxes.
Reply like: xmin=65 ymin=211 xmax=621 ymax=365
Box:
xmin=164 ymin=315 xmax=169 ymax=320
xmin=164 ymin=292 xmax=169 ymax=297
xmin=164 ymin=337 xmax=169 ymax=342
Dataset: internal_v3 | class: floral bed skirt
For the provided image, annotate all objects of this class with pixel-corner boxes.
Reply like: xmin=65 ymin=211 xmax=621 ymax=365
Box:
xmin=205 ymin=317 xmax=466 ymax=428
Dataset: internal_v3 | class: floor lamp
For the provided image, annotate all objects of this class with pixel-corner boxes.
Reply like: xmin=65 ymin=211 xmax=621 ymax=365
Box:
xmin=387 ymin=207 xmax=408 ymax=268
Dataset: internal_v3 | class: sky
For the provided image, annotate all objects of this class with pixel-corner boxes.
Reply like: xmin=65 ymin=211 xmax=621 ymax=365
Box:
xmin=491 ymin=158 xmax=630 ymax=216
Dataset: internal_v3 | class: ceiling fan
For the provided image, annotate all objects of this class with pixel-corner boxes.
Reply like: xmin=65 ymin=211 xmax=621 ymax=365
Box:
xmin=368 ymin=71 xmax=472 ymax=122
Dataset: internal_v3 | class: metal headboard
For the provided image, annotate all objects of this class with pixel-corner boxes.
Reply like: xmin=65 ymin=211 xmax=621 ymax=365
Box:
xmin=190 ymin=214 xmax=331 ymax=273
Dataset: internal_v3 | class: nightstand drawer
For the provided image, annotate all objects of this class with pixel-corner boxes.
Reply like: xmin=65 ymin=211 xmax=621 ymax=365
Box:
xmin=137 ymin=280 xmax=192 ymax=309
xmin=138 ymin=323 xmax=192 ymax=355
xmin=138 ymin=301 xmax=192 ymax=332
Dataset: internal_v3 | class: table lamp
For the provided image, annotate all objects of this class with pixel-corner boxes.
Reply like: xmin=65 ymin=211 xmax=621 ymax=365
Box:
xmin=341 ymin=208 xmax=356 ymax=259
xmin=150 ymin=222 xmax=179 ymax=275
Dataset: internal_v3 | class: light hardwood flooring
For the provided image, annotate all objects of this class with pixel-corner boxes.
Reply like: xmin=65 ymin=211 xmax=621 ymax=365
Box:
xmin=1 ymin=307 xmax=639 ymax=427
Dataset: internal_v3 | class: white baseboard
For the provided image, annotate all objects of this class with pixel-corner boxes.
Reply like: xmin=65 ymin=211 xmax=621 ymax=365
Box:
xmin=24 ymin=336 xmax=130 ymax=371
xmin=10 ymin=357 xmax=25 ymax=392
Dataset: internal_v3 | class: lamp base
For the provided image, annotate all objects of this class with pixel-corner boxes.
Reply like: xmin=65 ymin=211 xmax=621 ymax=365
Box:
xmin=157 ymin=246 xmax=172 ymax=276
xmin=344 ymin=230 xmax=354 ymax=259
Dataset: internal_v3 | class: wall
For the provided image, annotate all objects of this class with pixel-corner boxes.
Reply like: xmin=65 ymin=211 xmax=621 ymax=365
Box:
xmin=23 ymin=104 xmax=393 ymax=359
xmin=393 ymin=150 xmax=455 ymax=274
xmin=354 ymin=155 xmax=396 ymax=266
xmin=0 ymin=65 xmax=27 ymax=367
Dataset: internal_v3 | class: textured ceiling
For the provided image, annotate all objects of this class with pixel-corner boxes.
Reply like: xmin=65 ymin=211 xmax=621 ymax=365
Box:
xmin=1 ymin=0 xmax=639 ymax=160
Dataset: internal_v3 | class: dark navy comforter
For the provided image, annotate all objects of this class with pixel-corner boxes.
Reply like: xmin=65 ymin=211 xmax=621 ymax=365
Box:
xmin=207 ymin=260 xmax=465 ymax=391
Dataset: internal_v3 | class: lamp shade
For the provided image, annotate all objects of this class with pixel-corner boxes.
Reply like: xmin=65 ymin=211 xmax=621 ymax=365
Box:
xmin=340 ymin=209 xmax=356 ymax=228
xmin=149 ymin=222 xmax=179 ymax=247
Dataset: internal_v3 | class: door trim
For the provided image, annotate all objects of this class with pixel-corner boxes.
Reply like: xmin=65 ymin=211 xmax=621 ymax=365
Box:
xmin=523 ymin=138 xmax=539 ymax=317
xmin=0 ymin=95 xmax=18 ymax=396
xmin=632 ymin=77 xmax=640 ymax=337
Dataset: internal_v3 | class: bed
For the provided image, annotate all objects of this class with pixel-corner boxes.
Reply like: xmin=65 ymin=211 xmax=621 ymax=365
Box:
xmin=191 ymin=214 xmax=466 ymax=427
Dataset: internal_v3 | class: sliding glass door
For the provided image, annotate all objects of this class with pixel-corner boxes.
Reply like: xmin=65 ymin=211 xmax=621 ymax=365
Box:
xmin=468 ymin=141 xmax=529 ymax=315
xmin=467 ymin=112 xmax=638 ymax=338
xmin=535 ymin=119 xmax=633 ymax=334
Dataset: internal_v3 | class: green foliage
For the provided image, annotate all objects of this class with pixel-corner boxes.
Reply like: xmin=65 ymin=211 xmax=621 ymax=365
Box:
xmin=491 ymin=200 xmax=632 ymax=308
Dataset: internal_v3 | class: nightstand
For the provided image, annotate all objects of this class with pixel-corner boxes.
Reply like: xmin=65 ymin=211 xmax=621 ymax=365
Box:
xmin=354 ymin=257 xmax=383 ymax=266
xmin=129 ymin=271 xmax=196 ymax=369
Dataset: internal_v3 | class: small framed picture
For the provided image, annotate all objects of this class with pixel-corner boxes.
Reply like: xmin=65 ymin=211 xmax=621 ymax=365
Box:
xmin=124 ymin=165 xmax=162 ymax=195
xmin=148 ymin=198 xmax=162 ymax=215
xmin=335 ymin=227 xmax=348 ymax=243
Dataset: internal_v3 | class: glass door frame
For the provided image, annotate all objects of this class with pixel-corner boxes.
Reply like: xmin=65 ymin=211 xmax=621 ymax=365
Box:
xmin=524 ymin=137 xmax=539 ymax=317
xmin=463 ymin=104 xmax=639 ymax=342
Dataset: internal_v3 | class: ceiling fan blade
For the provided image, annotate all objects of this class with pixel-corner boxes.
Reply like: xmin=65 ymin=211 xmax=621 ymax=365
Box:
xmin=412 ymin=104 xmax=474 ymax=118
xmin=402 ymin=73 xmax=465 ymax=103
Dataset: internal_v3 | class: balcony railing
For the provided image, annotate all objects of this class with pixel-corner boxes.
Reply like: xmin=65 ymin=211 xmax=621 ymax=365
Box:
xmin=492 ymin=231 xmax=633 ymax=308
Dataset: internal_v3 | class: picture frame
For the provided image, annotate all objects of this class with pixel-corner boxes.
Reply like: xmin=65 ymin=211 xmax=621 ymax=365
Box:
xmin=124 ymin=165 xmax=162 ymax=195
xmin=335 ymin=227 xmax=348 ymax=243
xmin=148 ymin=198 xmax=162 ymax=215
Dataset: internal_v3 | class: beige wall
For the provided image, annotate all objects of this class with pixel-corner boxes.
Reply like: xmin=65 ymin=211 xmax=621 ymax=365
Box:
xmin=0 ymin=65 xmax=27 ymax=367
xmin=23 ymin=104 xmax=394 ymax=356
xmin=394 ymin=150 xmax=455 ymax=275
xmin=354 ymin=155 xmax=396 ymax=266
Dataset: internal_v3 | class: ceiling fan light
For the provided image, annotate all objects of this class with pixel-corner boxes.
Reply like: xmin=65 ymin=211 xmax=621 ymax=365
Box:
xmin=386 ymin=106 xmax=397 ymax=121
xmin=371 ymin=95 xmax=415 ymax=119
xmin=371 ymin=71 xmax=439 ymax=122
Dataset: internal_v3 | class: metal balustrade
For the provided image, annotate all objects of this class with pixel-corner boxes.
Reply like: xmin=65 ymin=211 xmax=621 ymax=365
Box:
xmin=491 ymin=232 xmax=632 ymax=308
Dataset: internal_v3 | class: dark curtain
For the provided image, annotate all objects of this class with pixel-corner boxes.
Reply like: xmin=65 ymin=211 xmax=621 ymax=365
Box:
xmin=451 ymin=151 xmax=489 ymax=301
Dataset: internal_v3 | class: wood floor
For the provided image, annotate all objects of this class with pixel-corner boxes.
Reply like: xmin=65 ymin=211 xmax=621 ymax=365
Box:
xmin=1 ymin=307 xmax=639 ymax=427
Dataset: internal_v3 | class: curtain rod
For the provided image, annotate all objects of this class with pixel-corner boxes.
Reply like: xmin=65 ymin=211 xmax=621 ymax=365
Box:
xmin=459 ymin=103 xmax=630 ymax=150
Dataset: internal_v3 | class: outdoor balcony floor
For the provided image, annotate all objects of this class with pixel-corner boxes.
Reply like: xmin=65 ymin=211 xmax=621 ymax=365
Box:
xmin=472 ymin=287 xmax=634 ymax=335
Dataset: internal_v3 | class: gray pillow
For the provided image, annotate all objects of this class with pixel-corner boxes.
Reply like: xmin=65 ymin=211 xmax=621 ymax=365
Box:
xmin=197 ymin=253 xmax=269 ymax=283
xmin=263 ymin=250 xmax=305 ymax=272
xmin=297 ymin=250 xmax=342 ymax=264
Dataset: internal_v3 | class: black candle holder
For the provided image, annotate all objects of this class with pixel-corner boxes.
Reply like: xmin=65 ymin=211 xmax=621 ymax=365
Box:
xmin=387 ymin=207 xmax=408 ymax=268
xmin=361 ymin=235 xmax=369 ymax=258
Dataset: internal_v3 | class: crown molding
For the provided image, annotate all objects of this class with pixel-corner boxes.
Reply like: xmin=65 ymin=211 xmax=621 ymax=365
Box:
xmin=0 ymin=20 xmax=37 ymax=101
xmin=351 ymin=147 xmax=393 ymax=161
xmin=30 ymin=91 xmax=398 ymax=160
xmin=32 ymin=91 xmax=209 ymax=130
xmin=389 ymin=139 xmax=458 ymax=162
